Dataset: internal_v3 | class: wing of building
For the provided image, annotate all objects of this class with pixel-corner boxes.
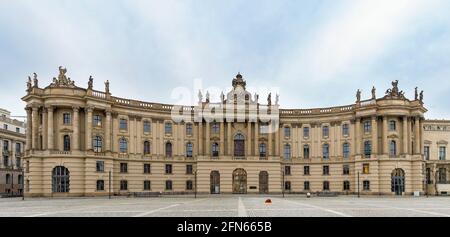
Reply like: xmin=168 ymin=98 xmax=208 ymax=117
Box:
xmin=20 ymin=68 xmax=450 ymax=197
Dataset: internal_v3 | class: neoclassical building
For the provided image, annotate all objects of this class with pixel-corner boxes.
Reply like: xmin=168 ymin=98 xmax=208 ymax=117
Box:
xmin=21 ymin=67 xmax=449 ymax=197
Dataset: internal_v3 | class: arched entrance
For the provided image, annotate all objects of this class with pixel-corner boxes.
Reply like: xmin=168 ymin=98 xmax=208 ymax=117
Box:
xmin=259 ymin=171 xmax=269 ymax=194
xmin=232 ymin=168 xmax=247 ymax=194
xmin=210 ymin=171 xmax=220 ymax=194
xmin=391 ymin=168 xmax=405 ymax=195
xmin=52 ymin=166 xmax=70 ymax=193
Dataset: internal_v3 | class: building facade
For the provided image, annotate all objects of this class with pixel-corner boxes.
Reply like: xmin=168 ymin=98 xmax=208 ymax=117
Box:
xmin=0 ymin=108 xmax=26 ymax=195
xmin=22 ymin=67 xmax=449 ymax=197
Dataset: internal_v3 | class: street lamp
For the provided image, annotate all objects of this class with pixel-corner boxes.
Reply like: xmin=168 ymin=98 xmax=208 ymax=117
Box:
xmin=109 ymin=169 xmax=112 ymax=199
xmin=281 ymin=168 xmax=285 ymax=198
xmin=357 ymin=171 xmax=360 ymax=198
xmin=194 ymin=169 xmax=198 ymax=199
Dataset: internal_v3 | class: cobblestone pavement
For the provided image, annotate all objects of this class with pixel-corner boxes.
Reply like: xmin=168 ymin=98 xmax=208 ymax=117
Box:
xmin=1 ymin=195 xmax=449 ymax=217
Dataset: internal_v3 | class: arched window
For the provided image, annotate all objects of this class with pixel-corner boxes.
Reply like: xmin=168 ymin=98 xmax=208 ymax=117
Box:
xmin=119 ymin=138 xmax=128 ymax=153
xmin=93 ymin=136 xmax=102 ymax=153
xmin=343 ymin=143 xmax=350 ymax=158
xmin=234 ymin=133 xmax=245 ymax=157
xmin=259 ymin=143 xmax=267 ymax=158
xmin=212 ymin=142 xmax=219 ymax=157
xmin=165 ymin=142 xmax=172 ymax=157
xmin=186 ymin=143 xmax=193 ymax=157
xmin=143 ymin=141 xmax=151 ymax=155
xmin=390 ymin=140 xmax=397 ymax=157
xmin=63 ymin=135 xmax=70 ymax=151
xmin=284 ymin=144 xmax=291 ymax=159
xmin=52 ymin=166 xmax=70 ymax=193
xmin=323 ymin=144 xmax=330 ymax=159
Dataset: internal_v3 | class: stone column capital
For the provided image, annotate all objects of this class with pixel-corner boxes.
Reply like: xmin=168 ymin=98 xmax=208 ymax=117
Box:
xmin=72 ymin=106 xmax=80 ymax=112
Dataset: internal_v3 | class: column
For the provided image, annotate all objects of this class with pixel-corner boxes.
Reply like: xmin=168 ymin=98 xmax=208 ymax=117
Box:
xmin=155 ymin=120 xmax=160 ymax=155
xmin=136 ymin=117 xmax=142 ymax=155
xmin=31 ymin=106 xmax=39 ymax=150
xmin=205 ymin=122 xmax=210 ymax=155
xmin=72 ymin=107 xmax=80 ymax=151
xmin=371 ymin=116 xmax=378 ymax=155
xmin=247 ymin=121 xmax=252 ymax=156
xmin=355 ymin=118 xmax=361 ymax=155
xmin=268 ymin=125 xmax=273 ymax=157
xmin=47 ymin=106 xmax=54 ymax=150
xmin=26 ymin=108 xmax=32 ymax=151
xmin=42 ymin=109 xmax=48 ymax=150
xmin=227 ymin=122 xmax=232 ymax=155
xmin=105 ymin=110 xmax=111 ymax=152
xmin=11 ymin=140 xmax=16 ymax=168
xmin=274 ymin=123 xmax=279 ymax=156
xmin=382 ymin=116 xmax=388 ymax=154
xmin=254 ymin=121 xmax=259 ymax=156
xmin=219 ymin=122 xmax=224 ymax=156
xmin=415 ymin=117 xmax=421 ymax=154
xmin=85 ymin=107 xmax=93 ymax=151
xmin=402 ymin=116 xmax=408 ymax=155
xmin=198 ymin=121 xmax=203 ymax=155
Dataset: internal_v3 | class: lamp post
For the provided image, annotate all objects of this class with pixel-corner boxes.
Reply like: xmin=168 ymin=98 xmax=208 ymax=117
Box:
xmin=357 ymin=171 xmax=360 ymax=198
xmin=194 ymin=170 xmax=198 ymax=199
xmin=109 ymin=169 xmax=112 ymax=199
xmin=282 ymin=168 xmax=285 ymax=198
xmin=22 ymin=167 xmax=25 ymax=201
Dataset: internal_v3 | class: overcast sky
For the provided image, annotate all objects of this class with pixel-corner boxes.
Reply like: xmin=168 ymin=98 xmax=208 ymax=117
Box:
xmin=0 ymin=0 xmax=449 ymax=120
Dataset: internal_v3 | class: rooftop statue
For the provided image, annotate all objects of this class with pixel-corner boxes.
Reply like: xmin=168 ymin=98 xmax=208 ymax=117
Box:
xmin=371 ymin=86 xmax=376 ymax=99
xmin=275 ymin=94 xmax=279 ymax=106
xmin=385 ymin=80 xmax=405 ymax=99
xmin=88 ymin=76 xmax=93 ymax=90
xmin=356 ymin=89 xmax=361 ymax=102
xmin=105 ymin=80 xmax=110 ymax=94
xmin=49 ymin=66 xmax=76 ymax=88
xmin=198 ymin=90 xmax=203 ymax=103
xmin=26 ymin=76 xmax=32 ymax=92
xmin=415 ymin=87 xmax=418 ymax=100
xmin=419 ymin=90 xmax=424 ymax=103
xmin=33 ymin=72 xmax=38 ymax=88
xmin=206 ymin=91 xmax=210 ymax=103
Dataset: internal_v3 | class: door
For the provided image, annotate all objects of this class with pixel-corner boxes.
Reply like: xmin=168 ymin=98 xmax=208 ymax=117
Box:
xmin=232 ymin=168 xmax=247 ymax=194
xmin=210 ymin=171 xmax=220 ymax=194
xmin=391 ymin=168 xmax=405 ymax=195
xmin=259 ymin=171 xmax=269 ymax=194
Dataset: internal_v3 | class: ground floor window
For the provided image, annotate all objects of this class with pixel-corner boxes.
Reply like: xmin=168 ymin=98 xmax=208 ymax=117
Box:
xmin=52 ymin=166 xmax=70 ymax=193
xmin=284 ymin=181 xmax=291 ymax=191
xmin=96 ymin=180 xmax=104 ymax=191
xmin=120 ymin=180 xmax=128 ymax=190
xmin=304 ymin=181 xmax=310 ymax=190
xmin=343 ymin=181 xmax=350 ymax=191
xmin=363 ymin=180 xmax=370 ymax=191
xmin=323 ymin=181 xmax=330 ymax=191
xmin=165 ymin=180 xmax=173 ymax=190
xmin=186 ymin=180 xmax=193 ymax=190
xmin=144 ymin=180 xmax=151 ymax=190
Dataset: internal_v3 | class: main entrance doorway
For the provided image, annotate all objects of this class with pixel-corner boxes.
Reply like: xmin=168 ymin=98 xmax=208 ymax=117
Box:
xmin=259 ymin=171 xmax=269 ymax=194
xmin=391 ymin=168 xmax=405 ymax=195
xmin=232 ymin=168 xmax=247 ymax=194
xmin=210 ymin=171 xmax=220 ymax=194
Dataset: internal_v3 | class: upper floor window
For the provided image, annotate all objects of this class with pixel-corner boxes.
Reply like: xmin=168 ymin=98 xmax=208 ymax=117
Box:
xmin=63 ymin=113 xmax=71 ymax=125
xmin=343 ymin=143 xmax=350 ymax=158
xmin=322 ymin=144 xmax=330 ymax=159
xmin=119 ymin=118 xmax=127 ymax=130
xmin=390 ymin=140 xmax=397 ymax=157
xmin=165 ymin=142 xmax=172 ymax=157
xmin=211 ymin=123 xmax=219 ymax=134
xmin=363 ymin=121 xmax=371 ymax=133
xmin=96 ymin=161 xmax=104 ymax=172
xmin=284 ymin=166 xmax=291 ymax=175
xmin=363 ymin=164 xmax=370 ymax=174
xmin=234 ymin=133 xmax=245 ymax=157
xmin=93 ymin=115 xmax=102 ymax=127
xmin=144 ymin=164 xmax=151 ymax=174
xmin=284 ymin=126 xmax=291 ymax=139
xmin=439 ymin=146 xmax=446 ymax=160
xmin=143 ymin=121 xmax=151 ymax=133
xmin=259 ymin=143 xmax=267 ymax=158
xmin=120 ymin=180 xmax=128 ymax=190
xmin=364 ymin=141 xmax=372 ymax=158
xmin=15 ymin=143 xmax=21 ymax=154
xmin=3 ymin=124 xmax=8 ymax=130
xmin=342 ymin=123 xmax=349 ymax=136
xmin=304 ymin=166 xmax=310 ymax=175
xmin=284 ymin=144 xmax=291 ymax=159
xmin=186 ymin=123 xmax=193 ymax=136
xmin=303 ymin=127 xmax=310 ymax=138
xmin=120 ymin=163 xmax=128 ymax=173
xmin=212 ymin=142 xmax=219 ymax=157
xmin=16 ymin=127 xmax=20 ymax=133
xmin=424 ymin=146 xmax=430 ymax=160
xmin=323 ymin=165 xmax=330 ymax=175
xmin=389 ymin=120 xmax=396 ymax=131
xmin=186 ymin=143 xmax=193 ymax=157
xmin=3 ymin=140 xmax=9 ymax=151
xmin=165 ymin=164 xmax=173 ymax=174
xmin=165 ymin=122 xmax=172 ymax=135
xmin=96 ymin=180 xmax=105 ymax=191
xmin=63 ymin=135 xmax=70 ymax=151
xmin=343 ymin=181 xmax=350 ymax=191
xmin=343 ymin=164 xmax=350 ymax=175
xmin=143 ymin=141 xmax=151 ymax=155
xmin=303 ymin=145 xmax=310 ymax=159
xmin=93 ymin=136 xmax=102 ymax=153
xmin=323 ymin=181 xmax=330 ymax=191
xmin=119 ymin=138 xmax=127 ymax=153
xmin=322 ymin=126 xmax=329 ymax=138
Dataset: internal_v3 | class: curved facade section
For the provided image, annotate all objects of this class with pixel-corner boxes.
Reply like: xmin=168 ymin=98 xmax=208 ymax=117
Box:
xmin=22 ymin=68 xmax=432 ymax=197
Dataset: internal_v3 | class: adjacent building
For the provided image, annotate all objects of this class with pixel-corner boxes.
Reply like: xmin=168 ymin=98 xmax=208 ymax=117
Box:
xmin=0 ymin=108 xmax=26 ymax=195
xmin=21 ymin=67 xmax=449 ymax=197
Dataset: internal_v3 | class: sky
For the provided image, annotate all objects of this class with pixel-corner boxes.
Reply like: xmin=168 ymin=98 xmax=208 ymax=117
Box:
xmin=0 ymin=0 xmax=449 ymax=119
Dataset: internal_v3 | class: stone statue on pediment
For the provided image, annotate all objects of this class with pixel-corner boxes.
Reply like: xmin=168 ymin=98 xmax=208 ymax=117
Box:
xmin=220 ymin=91 xmax=225 ymax=103
xmin=267 ymin=93 xmax=272 ymax=106
xmin=419 ymin=90 xmax=424 ymax=102
xmin=415 ymin=87 xmax=418 ymax=100
xmin=105 ymin=80 xmax=110 ymax=94
xmin=49 ymin=66 xmax=76 ymax=88
xmin=356 ymin=89 xmax=361 ymax=102
xmin=206 ymin=91 xmax=210 ymax=103
xmin=275 ymin=94 xmax=279 ymax=106
xmin=254 ymin=93 xmax=259 ymax=103
xmin=33 ymin=73 xmax=38 ymax=88
xmin=371 ymin=86 xmax=376 ymax=99
xmin=26 ymin=76 xmax=32 ymax=92
xmin=88 ymin=76 xmax=93 ymax=90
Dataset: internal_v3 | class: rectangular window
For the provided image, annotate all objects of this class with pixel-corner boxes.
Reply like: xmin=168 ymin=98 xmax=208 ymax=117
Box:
xmin=93 ymin=115 xmax=102 ymax=127
xmin=364 ymin=141 xmax=372 ymax=158
xmin=322 ymin=126 xmax=329 ymax=137
xmin=284 ymin=181 xmax=291 ymax=191
xmin=165 ymin=164 xmax=173 ymax=174
xmin=3 ymin=140 xmax=8 ymax=151
xmin=363 ymin=164 xmax=370 ymax=174
xmin=439 ymin=146 xmax=446 ymax=160
xmin=303 ymin=127 xmax=310 ymax=138
xmin=120 ymin=180 xmax=128 ymax=190
xmin=304 ymin=181 xmax=310 ymax=190
xmin=15 ymin=143 xmax=21 ymax=154
xmin=144 ymin=180 xmax=151 ymax=190
xmin=186 ymin=123 xmax=193 ymax=136
xmin=343 ymin=165 xmax=350 ymax=175
xmin=303 ymin=145 xmax=310 ymax=159
xmin=304 ymin=166 xmax=310 ymax=175
xmin=96 ymin=180 xmax=105 ymax=191
xmin=284 ymin=166 xmax=291 ymax=175
xmin=96 ymin=161 xmax=104 ymax=172
xmin=3 ymin=124 xmax=8 ymax=130
xmin=165 ymin=122 xmax=172 ymax=135
xmin=143 ymin=121 xmax=151 ymax=133
xmin=363 ymin=121 xmax=371 ymax=133
xmin=343 ymin=143 xmax=350 ymax=158
xmin=323 ymin=181 xmax=330 ymax=191
xmin=284 ymin=126 xmax=291 ymax=139
xmin=16 ymin=127 xmax=20 ymax=133
xmin=212 ymin=123 xmax=219 ymax=134
xmin=120 ymin=163 xmax=128 ymax=173
xmin=424 ymin=146 xmax=430 ymax=160
xmin=389 ymin=120 xmax=396 ymax=131
xmin=363 ymin=180 xmax=370 ymax=191
xmin=186 ymin=164 xmax=193 ymax=174
xmin=119 ymin=118 xmax=127 ymax=130
xmin=186 ymin=180 xmax=193 ymax=190
xmin=323 ymin=165 xmax=329 ymax=175
xmin=343 ymin=181 xmax=350 ymax=191
xmin=144 ymin=164 xmax=151 ymax=174
xmin=322 ymin=144 xmax=330 ymax=159
xmin=63 ymin=113 xmax=71 ymax=125
xmin=165 ymin=180 xmax=173 ymax=190
xmin=342 ymin=124 xmax=349 ymax=136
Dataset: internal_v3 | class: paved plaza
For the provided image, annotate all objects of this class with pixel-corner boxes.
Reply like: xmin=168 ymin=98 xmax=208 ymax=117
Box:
xmin=0 ymin=195 xmax=449 ymax=217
